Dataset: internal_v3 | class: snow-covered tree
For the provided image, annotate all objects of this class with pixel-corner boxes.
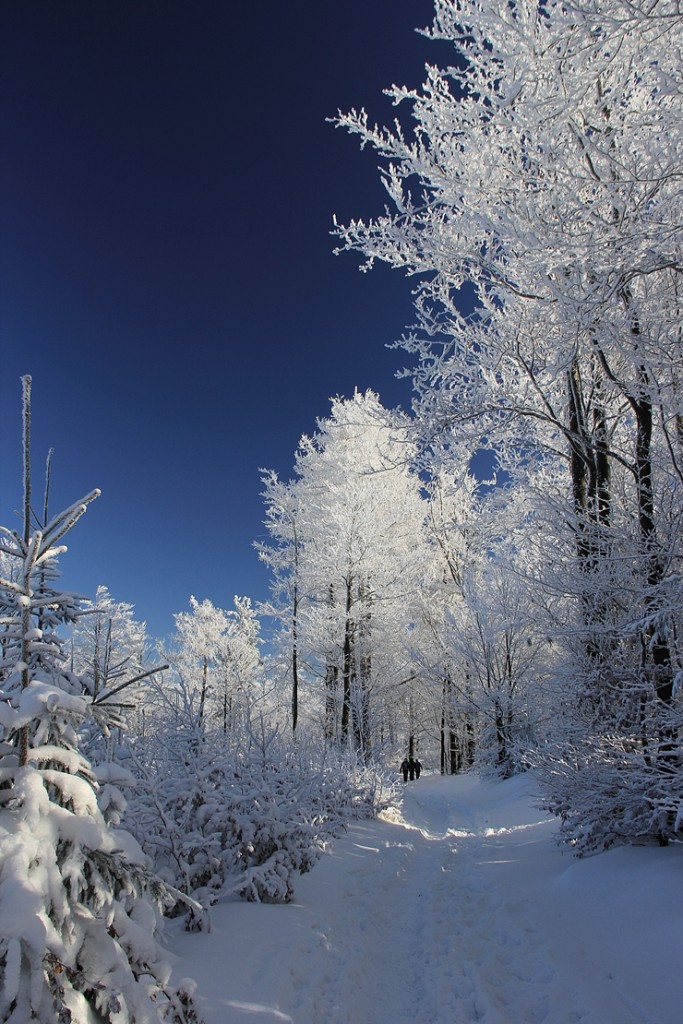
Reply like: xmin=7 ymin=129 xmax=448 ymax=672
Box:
xmin=259 ymin=391 xmax=432 ymax=761
xmin=335 ymin=1 xmax=683 ymax=844
xmin=162 ymin=595 xmax=265 ymax=746
xmin=415 ymin=468 xmax=554 ymax=776
xmin=0 ymin=377 xmax=200 ymax=1023
xmin=256 ymin=472 xmax=304 ymax=731
xmin=69 ymin=585 xmax=148 ymax=702
xmin=66 ymin=584 xmax=155 ymax=801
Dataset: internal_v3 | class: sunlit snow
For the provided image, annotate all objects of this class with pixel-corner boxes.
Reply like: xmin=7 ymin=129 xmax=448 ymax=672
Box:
xmin=169 ymin=772 xmax=682 ymax=1024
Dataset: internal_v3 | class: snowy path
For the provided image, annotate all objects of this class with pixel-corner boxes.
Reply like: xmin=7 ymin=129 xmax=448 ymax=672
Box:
xmin=169 ymin=774 xmax=683 ymax=1024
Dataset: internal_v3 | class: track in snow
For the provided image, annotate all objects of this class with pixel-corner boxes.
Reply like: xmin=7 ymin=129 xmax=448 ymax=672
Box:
xmin=172 ymin=773 xmax=672 ymax=1024
xmin=281 ymin=774 xmax=590 ymax=1024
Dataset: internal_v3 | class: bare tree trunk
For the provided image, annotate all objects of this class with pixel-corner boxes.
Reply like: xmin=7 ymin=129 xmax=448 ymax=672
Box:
xmin=441 ymin=672 xmax=460 ymax=774
xmin=440 ymin=675 xmax=447 ymax=775
xmin=291 ymin=578 xmax=299 ymax=732
xmin=450 ymin=729 xmax=460 ymax=775
xmin=408 ymin=693 xmax=416 ymax=759
xmin=567 ymin=358 xmax=618 ymax=721
xmin=198 ymin=655 xmax=208 ymax=732
xmin=567 ymin=360 xmax=612 ymax=618
xmin=340 ymin=576 xmax=354 ymax=746
xmin=354 ymin=580 xmax=372 ymax=764
xmin=324 ymin=662 xmax=338 ymax=742
xmin=465 ymin=716 xmax=475 ymax=768
xmin=632 ymin=368 xmax=673 ymax=707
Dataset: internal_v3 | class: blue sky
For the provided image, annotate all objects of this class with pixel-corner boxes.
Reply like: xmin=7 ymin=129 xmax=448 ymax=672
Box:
xmin=1 ymin=0 xmax=444 ymax=640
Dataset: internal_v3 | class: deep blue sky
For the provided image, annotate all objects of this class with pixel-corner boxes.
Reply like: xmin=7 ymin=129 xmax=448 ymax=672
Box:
xmin=1 ymin=0 xmax=445 ymax=641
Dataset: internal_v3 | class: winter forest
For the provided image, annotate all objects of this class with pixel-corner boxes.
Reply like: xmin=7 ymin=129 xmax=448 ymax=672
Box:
xmin=2 ymin=1 xmax=683 ymax=1022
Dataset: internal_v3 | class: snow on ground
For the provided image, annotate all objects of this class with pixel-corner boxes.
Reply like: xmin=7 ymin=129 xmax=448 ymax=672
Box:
xmin=168 ymin=773 xmax=683 ymax=1024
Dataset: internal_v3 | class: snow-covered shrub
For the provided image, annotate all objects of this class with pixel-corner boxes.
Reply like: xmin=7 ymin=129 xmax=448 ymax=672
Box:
xmin=127 ymin=737 xmax=323 ymax=915
xmin=221 ymin=765 xmax=322 ymax=903
xmin=126 ymin=748 xmax=237 ymax=912
xmin=126 ymin=716 xmax=393 ymax=921
xmin=223 ymin=745 xmax=391 ymax=902
xmin=533 ymin=708 xmax=683 ymax=855
xmin=299 ymin=749 xmax=393 ymax=825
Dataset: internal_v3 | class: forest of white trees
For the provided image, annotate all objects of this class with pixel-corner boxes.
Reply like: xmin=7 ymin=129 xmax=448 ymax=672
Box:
xmin=1 ymin=2 xmax=682 ymax=1021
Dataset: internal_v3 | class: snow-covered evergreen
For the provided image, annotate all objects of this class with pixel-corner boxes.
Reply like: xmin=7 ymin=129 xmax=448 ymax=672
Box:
xmin=0 ymin=378 xmax=200 ymax=1024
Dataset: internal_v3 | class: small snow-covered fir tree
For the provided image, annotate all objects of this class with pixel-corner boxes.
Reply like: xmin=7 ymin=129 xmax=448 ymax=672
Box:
xmin=68 ymin=585 xmax=149 ymax=702
xmin=0 ymin=377 xmax=200 ymax=1024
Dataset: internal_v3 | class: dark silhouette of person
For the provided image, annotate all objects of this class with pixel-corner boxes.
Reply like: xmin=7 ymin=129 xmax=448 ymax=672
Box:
xmin=414 ymin=758 xmax=422 ymax=779
xmin=401 ymin=758 xmax=410 ymax=782
xmin=408 ymin=756 xmax=416 ymax=781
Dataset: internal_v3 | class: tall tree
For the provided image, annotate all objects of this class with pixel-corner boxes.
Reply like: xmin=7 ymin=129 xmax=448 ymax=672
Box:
xmin=335 ymin=0 xmax=683 ymax=841
xmin=417 ymin=469 xmax=553 ymax=775
xmin=260 ymin=391 xmax=431 ymax=760
xmin=257 ymin=472 xmax=303 ymax=731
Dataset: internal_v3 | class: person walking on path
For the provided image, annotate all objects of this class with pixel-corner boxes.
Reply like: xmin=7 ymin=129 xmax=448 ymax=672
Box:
xmin=413 ymin=758 xmax=422 ymax=779
xmin=401 ymin=758 xmax=410 ymax=783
